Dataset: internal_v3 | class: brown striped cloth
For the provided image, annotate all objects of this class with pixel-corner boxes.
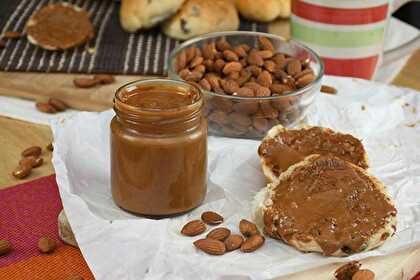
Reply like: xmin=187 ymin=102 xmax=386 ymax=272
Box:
xmin=0 ymin=0 xmax=268 ymax=76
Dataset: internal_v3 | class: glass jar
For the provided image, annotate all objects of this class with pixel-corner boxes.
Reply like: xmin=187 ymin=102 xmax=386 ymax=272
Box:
xmin=110 ymin=79 xmax=207 ymax=216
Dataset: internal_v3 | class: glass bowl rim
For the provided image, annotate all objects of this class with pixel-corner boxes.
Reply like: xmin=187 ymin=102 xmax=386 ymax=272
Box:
xmin=167 ymin=30 xmax=324 ymax=101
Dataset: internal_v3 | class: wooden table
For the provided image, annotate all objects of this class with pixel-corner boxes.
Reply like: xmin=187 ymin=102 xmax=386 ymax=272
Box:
xmin=1 ymin=19 xmax=420 ymax=280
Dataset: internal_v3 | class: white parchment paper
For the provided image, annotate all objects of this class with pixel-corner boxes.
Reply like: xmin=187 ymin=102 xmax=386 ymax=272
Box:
xmin=51 ymin=76 xmax=420 ymax=280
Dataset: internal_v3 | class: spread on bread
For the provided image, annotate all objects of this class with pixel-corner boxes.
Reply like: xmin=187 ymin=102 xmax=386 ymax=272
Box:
xmin=261 ymin=155 xmax=396 ymax=256
xmin=26 ymin=3 xmax=93 ymax=50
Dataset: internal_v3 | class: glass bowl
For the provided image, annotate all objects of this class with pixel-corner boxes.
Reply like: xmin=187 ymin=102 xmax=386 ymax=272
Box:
xmin=168 ymin=31 xmax=324 ymax=139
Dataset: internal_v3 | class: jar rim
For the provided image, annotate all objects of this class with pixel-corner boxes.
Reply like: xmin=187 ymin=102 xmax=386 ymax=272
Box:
xmin=114 ymin=78 xmax=203 ymax=113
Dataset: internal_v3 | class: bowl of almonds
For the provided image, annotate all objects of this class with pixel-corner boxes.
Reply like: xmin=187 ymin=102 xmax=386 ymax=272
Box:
xmin=168 ymin=31 xmax=324 ymax=139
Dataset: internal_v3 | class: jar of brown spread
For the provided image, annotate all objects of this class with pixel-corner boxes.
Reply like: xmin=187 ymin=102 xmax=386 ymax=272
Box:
xmin=111 ymin=79 xmax=207 ymax=216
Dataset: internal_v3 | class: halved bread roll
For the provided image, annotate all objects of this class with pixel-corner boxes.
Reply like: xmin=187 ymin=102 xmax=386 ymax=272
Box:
xmin=252 ymin=155 xmax=397 ymax=256
xmin=258 ymin=125 xmax=369 ymax=183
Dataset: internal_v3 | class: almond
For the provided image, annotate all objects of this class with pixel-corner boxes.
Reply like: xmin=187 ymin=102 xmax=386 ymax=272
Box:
xmin=181 ymin=220 xmax=206 ymax=236
xmin=0 ymin=239 xmax=12 ymax=256
xmin=260 ymin=102 xmax=279 ymax=119
xmin=199 ymin=78 xmax=212 ymax=91
xmin=193 ymin=64 xmax=206 ymax=74
xmin=270 ymin=83 xmax=292 ymax=95
xmin=257 ymin=70 xmax=273 ymax=87
xmin=254 ymin=86 xmax=271 ymax=97
xmin=202 ymin=42 xmax=217 ymax=60
xmin=263 ymin=60 xmax=276 ymax=72
xmin=73 ymin=78 xmax=99 ymax=88
xmin=236 ymin=70 xmax=252 ymax=86
xmin=334 ymin=261 xmax=361 ymax=280
xmin=221 ymin=79 xmax=239 ymax=95
xmin=36 ymin=102 xmax=57 ymax=114
xmin=352 ymin=270 xmax=375 ymax=280
xmin=247 ymin=65 xmax=262 ymax=77
xmin=286 ymin=59 xmax=302 ymax=76
xmin=38 ymin=236 xmax=57 ymax=254
xmin=19 ymin=156 xmax=42 ymax=168
xmin=233 ymin=45 xmax=247 ymax=58
xmin=240 ymin=234 xmax=265 ymax=253
xmin=190 ymin=56 xmax=204 ymax=68
xmin=179 ymin=68 xmax=191 ymax=80
xmin=193 ymin=238 xmax=226 ymax=255
xmin=224 ymin=234 xmax=244 ymax=252
xmin=226 ymin=71 xmax=240 ymax=81
xmin=201 ymin=211 xmax=224 ymax=225
xmin=176 ymin=50 xmax=187 ymax=71
xmin=208 ymin=111 xmax=229 ymax=125
xmin=223 ymin=62 xmax=242 ymax=75
xmin=252 ymin=117 xmax=269 ymax=132
xmin=213 ymin=59 xmax=226 ymax=73
xmin=203 ymin=59 xmax=214 ymax=71
xmin=239 ymin=219 xmax=259 ymax=237
xmin=233 ymin=87 xmax=254 ymax=97
xmin=272 ymin=53 xmax=286 ymax=65
xmin=4 ymin=31 xmax=21 ymax=39
xmin=48 ymin=98 xmax=68 ymax=112
xmin=321 ymin=85 xmax=337 ymax=95
xmin=185 ymin=71 xmax=203 ymax=82
xmin=256 ymin=50 xmax=273 ymax=59
xmin=223 ymin=50 xmax=239 ymax=62
xmin=247 ymin=51 xmax=264 ymax=66
xmin=216 ymin=37 xmax=231 ymax=51
xmin=294 ymin=68 xmax=314 ymax=80
xmin=22 ymin=146 xmax=42 ymax=157
xmin=211 ymin=96 xmax=233 ymax=112
xmin=229 ymin=112 xmax=252 ymax=127
xmin=206 ymin=227 xmax=231 ymax=241
xmin=93 ymin=74 xmax=115 ymax=84
xmin=32 ymin=157 xmax=44 ymax=168
xmin=12 ymin=164 xmax=32 ymax=179
xmin=185 ymin=47 xmax=197 ymax=62
xmin=296 ymin=73 xmax=315 ymax=88
xmin=258 ymin=36 xmax=275 ymax=51
xmin=232 ymin=101 xmax=259 ymax=115
xmin=239 ymin=58 xmax=247 ymax=67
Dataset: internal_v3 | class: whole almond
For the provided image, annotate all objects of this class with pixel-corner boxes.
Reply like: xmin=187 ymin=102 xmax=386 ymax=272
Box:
xmin=36 ymin=103 xmax=57 ymax=114
xmin=216 ymin=37 xmax=231 ymax=51
xmin=257 ymin=70 xmax=273 ymax=87
xmin=223 ymin=62 xmax=242 ymax=75
xmin=207 ymin=75 xmax=222 ymax=92
xmin=233 ymin=45 xmax=247 ymax=58
xmin=294 ymin=68 xmax=314 ymax=80
xmin=247 ymin=65 xmax=262 ymax=77
xmin=240 ymin=57 xmax=248 ymax=67
xmin=203 ymin=59 xmax=214 ymax=71
xmin=181 ymin=220 xmax=206 ymax=236
xmin=260 ymin=102 xmax=279 ymax=119
xmin=223 ymin=50 xmax=239 ymax=62
xmin=32 ymin=157 xmax=44 ymax=168
xmin=334 ymin=261 xmax=361 ymax=280
xmin=185 ymin=71 xmax=203 ymax=82
xmin=176 ymin=50 xmax=187 ymax=71
xmin=199 ymin=78 xmax=212 ymax=91
xmin=252 ymin=117 xmax=269 ymax=132
xmin=190 ymin=56 xmax=204 ymax=68
xmin=256 ymin=50 xmax=273 ymax=59
xmin=229 ymin=112 xmax=252 ymax=127
xmin=321 ymin=85 xmax=337 ymax=95
xmin=47 ymin=142 xmax=54 ymax=151
xmin=233 ymin=87 xmax=254 ymax=97
xmin=296 ymin=73 xmax=315 ymax=88
xmin=270 ymin=83 xmax=292 ymax=95
xmin=179 ymin=68 xmax=191 ymax=80
xmin=4 ymin=31 xmax=21 ymax=39
xmin=73 ymin=78 xmax=99 ymax=88
xmin=12 ymin=164 xmax=32 ymax=179
xmin=193 ymin=238 xmax=226 ymax=255
xmin=194 ymin=64 xmax=206 ymax=74
xmin=272 ymin=53 xmax=286 ymax=65
xmin=247 ymin=51 xmax=264 ymax=66
xmin=226 ymin=71 xmax=240 ymax=81
xmin=202 ymin=42 xmax=217 ymax=60
xmin=208 ymin=111 xmax=229 ymax=125
xmin=22 ymin=146 xmax=42 ymax=157
xmin=232 ymin=101 xmax=259 ymax=115
xmin=0 ymin=240 xmax=12 ymax=256
xmin=206 ymin=227 xmax=231 ymax=241
xmin=19 ymin=156 xmax=43 ymax=168
xmin=38 ymin=236 xmax=57 ymax=254
xmin=263 ymin=60 xmax=276 ymax=72
xmin=48 ymin=98 xmax=68 ymax=112
xmin=239 ymin=219 xmax=259 ymax=237
xmin=63 ymin=274 xmax=84 ymax=280
xmin=211 ymin=96 xmax=233 ymax=112
xmin=286 ymin=59 xmax=302 ymax=76
xmin=224 ymin=234 xmax=244 ymax=252
xmin=255 ymin=86 xmax=271 ymax=97
xmin=240 ymin=234 xmax=265 ymax=253
xmin=93 ymin=74 xmax=115 ymax=84
xmin=201 ymin=211 xmax=224 ymax=225
xmin=213 ymin=59 xmax=226 ymax=73
xmin=221 ymin=79 xmax=239 ymax=95
xmin=259 ymin=37 xmax=275 ymax=51
xmin=352 ymin=270 xmax=375 ymax=280
xmin=185 ymin=47 xmax=197 ymax=62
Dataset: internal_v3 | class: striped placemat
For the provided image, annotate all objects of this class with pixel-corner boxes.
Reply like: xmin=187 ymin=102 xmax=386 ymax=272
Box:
xmin=0 ymin=0 xmax=268 ymax=76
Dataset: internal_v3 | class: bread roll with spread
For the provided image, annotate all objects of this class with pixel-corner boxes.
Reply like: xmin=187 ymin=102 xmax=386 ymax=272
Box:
xmin=258 ymin=125 xmax=369 ymax=183
xmin=235 ymin=0 xmax=291 ymax=22
xmin=162 ymin=0 xmax=239 ymax=40
xmin=120 ymin=0 xmax=185 ymax=32
xmin=252 ymin=155 xmax=397 ymax=256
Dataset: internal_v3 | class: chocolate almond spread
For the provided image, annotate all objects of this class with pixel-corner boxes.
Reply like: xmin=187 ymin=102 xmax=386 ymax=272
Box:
xmin=258 ymin=127 xmax=368 ymax=176
xmin=263 ymin=156 xmax=396 ymax=256
xmin=111 ymin=80 xmax=207 ymax=216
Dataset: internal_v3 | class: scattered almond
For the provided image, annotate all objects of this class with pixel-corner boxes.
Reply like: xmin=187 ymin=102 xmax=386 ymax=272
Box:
xmin=0 ymin=239 xmax=12 ymax=256
xmin=181 ymin=220 xmax=206 ymax=236
xmin=206 ymin=227 xmax=231 ymax=241
xmin=201 ymin=211 xmax=224 ymax=225
xmin=22 ymin=146 xmax=42 ymax=157
xmin=32 ymin=157 xmax=44 ymax=168
xmin=224 ymin=234 xmax=244 ymax=252
xmin=36 ymin=102 xmax=57 ymax=114
xmin=239 ymin=219 xmax=259 ymax=237
xmin=73 ymin=77 xmax=99 ymax=88
xmin=240 ymin=234 xmax=265 ymax=253
xmin=3 ymin=31 xmax=21 ymax=39
xmin=48 ymin=98 xmax=68 ymax=112
xmin=193 ymin=238 xmax=226 ymax=255
xmin=352 ymin=270 xmax=375 ymax=280
xmin=38 ymin=236 xmax=57 ymax=254
xmin=12 ymin=164 xmax=32 ymax=179
xmin=321 ymin=85 xmax=338 ymax=95
xmin=19 ymin=156 xmax=38 ymax=168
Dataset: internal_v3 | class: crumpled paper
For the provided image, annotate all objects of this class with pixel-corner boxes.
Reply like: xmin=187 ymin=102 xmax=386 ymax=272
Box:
xmin=51 ymin=76 xmax=420 ymax=280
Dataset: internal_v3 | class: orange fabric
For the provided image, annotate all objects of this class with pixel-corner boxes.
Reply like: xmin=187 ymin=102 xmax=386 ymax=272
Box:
xmin=0 ymin=245 xmax=94 ymax=280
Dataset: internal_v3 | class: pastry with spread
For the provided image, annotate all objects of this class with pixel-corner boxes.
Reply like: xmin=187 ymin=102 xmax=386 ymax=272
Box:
xmin=252 ymin=155 xmax=397 ymax=256
xmin=26 ymin=3 xmax=94 ymax=50
xmin=258 ymin=125 xmax=369 ymax=182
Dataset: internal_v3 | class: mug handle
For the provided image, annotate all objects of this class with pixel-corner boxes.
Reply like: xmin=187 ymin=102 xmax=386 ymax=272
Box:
xmin=382 ymin=0 xmax=420 ymax=65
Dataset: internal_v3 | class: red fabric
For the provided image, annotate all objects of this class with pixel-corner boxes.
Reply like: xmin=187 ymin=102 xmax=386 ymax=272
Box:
xmin=0 ymin=175 xmax=63 ymax=267
xmin=412 ymin=272 xmax=420 ymax=280
xmin=292 ymin=0 xmax=389 ymax=25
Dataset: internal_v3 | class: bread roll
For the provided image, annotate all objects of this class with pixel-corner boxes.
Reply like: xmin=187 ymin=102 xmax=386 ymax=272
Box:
xmin=235 ymin=0 xmax=291 ymax=22
xmin=120 ymin=0 xmax=185 ymax=32
xmin=162 ymin=0 xmax=239 ymax=40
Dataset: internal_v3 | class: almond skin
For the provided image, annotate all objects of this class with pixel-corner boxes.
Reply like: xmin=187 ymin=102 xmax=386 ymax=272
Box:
xmin=22 ymin=146 xmax=42 ymax=157
xmin=352 ymin=270 xmax=375 ymax=280
xmin=206 ymin=227 xmax=231 ymax=241
xmin=73 ymin=78 xmax=99 ymax=88
xmin=38 ymin=236 xmax=57 ymax=254
xmin=181 ymin=220 xmax=206 ymax=236
xmin=224 ymin=234 xmax=244 ymax=252
xmin=201 ymin=211 xmax=224 ymax=225
xmin=223 ymin=62 xmax=242 ymax=75
xmin=48 ymin=98 xmax=68 ymax=112
xmin=240 ymin=234 xmax=265 ymax=253
xmin=193 ymin=238 xmax=226 ymax=255
xmin=239 ymin=219 xmax=259 ymax=237
xmin=0 ymin=239 xmax=12 ymax=256
xmin=36 ymin=103 xmax=57 ymax=114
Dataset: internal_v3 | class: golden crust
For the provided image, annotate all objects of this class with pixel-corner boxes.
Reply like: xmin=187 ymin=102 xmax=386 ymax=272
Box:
xmin=235 ymin=0 xmax=291 ymax=22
